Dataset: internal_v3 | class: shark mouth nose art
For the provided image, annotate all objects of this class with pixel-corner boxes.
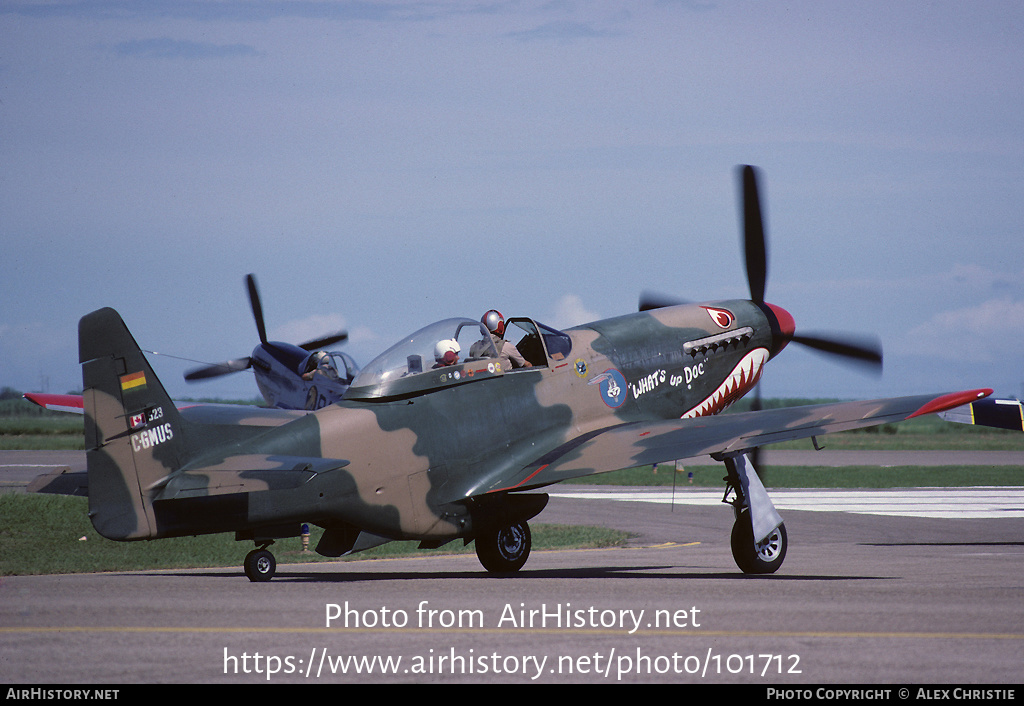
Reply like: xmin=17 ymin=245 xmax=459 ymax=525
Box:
xmin=681 ymin=348 xmax=769 ymax=419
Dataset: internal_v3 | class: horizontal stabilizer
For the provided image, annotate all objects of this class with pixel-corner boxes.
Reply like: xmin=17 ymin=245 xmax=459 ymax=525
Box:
xmin=24 ymin=392 xmax=308 ymax=427
xmin=159 ymin=455 xmax=350 ymax=500
xmin=22 ymin=393 xmax=84 ymax=414
xmin=26 ymin=467 xmax=89 ymax=496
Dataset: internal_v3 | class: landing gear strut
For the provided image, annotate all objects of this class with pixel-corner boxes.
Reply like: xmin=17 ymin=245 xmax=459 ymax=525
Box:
xmin=475 ymin=521 xmax=532 ymax=574
xmin=722 ymin=453 xmax=788 ymax=575
xmin=244 ymin=543 xmax=276 ymax=582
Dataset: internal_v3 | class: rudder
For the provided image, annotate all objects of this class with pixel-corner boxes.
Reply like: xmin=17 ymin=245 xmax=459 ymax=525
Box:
xmin=80 ymin=308 xmax=188 ymax=540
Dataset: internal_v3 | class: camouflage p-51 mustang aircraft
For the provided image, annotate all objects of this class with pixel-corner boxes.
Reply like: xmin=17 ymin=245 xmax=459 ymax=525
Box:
xmin=76 ymin=166 xmax=990 ymax=581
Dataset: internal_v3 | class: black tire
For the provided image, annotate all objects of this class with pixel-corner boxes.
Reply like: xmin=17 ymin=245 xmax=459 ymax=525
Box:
xmin=475 ymin=521 xmax=531 ymax=574
xmin=730 ymin=511 xmax=787 ymax=575
xmin=244 ymin=548 xmax=276 ymax=582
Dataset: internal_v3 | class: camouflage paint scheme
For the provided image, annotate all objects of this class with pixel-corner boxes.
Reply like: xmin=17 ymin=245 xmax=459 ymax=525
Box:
xmin=74 ymin=166 xmax=995 ymax=580
xmin=79 ymin=301 xmax=989 ymax=579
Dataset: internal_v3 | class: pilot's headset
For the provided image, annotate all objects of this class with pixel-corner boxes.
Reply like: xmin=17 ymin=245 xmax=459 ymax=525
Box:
xmin=482 ymin=309 xmax=505 ymax=336
xmin=434 ymin=339 xmax=461 ymax=366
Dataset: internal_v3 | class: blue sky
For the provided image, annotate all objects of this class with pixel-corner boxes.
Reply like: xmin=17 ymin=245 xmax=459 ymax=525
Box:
xmin=2 ymin=1 xmax=1023 ymax=402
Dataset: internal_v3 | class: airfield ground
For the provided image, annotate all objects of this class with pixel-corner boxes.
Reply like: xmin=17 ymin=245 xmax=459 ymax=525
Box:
xmin=1 ymin=448 xmax=1022 ymax=684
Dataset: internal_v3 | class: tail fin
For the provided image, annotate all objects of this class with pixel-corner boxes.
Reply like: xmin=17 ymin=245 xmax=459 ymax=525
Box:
xmin=80 ymin=308 xmax=188 ymax=540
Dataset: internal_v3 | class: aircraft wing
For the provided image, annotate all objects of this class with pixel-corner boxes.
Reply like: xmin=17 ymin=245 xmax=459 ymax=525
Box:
xmin=22 ymin=393 xmax=86 ymax=414
xmin=938 ymin=397 xmax=1024 ymax=431
xmin=479 ymin=389 xmax=992 ymax=495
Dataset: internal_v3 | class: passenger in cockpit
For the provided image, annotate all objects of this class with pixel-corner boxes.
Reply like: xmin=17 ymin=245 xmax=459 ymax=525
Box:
xmin=432 ymin=339 xmax=461 ymax=368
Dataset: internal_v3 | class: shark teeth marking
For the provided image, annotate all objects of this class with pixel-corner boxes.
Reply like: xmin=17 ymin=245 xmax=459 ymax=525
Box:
xmin=681 ymin=348 xmax=769 ymax=419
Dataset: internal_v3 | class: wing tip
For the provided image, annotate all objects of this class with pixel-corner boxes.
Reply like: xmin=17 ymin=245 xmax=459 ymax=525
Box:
xmin=907 ymin=388 xmax=993 ymax=420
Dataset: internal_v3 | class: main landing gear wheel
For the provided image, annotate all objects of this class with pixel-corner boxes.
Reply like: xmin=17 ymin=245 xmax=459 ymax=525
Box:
xmin=730 ymin=510 xmax=787 ymax=575
xmin=244 ymin=548 xmax=277 ymax=582
xmin=475 ymin=521 xmax=532 ymax=574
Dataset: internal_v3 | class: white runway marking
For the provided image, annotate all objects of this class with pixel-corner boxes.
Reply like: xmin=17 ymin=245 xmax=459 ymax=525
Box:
xmin=549 ymin=487 xmax=1024 ymax=519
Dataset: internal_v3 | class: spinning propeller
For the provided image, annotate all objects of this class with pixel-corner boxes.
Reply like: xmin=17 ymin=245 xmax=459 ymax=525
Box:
xmin=641 ymin=165 xmax=882 ymax=373
xmin=740 ymin=165 xmax=882 ymax=371
xmin=184 ymin=274 xmax=349 ymax=382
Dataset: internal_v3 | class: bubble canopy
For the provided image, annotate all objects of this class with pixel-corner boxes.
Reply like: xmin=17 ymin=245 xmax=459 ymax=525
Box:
xmin=344 ymin=316 xmax=573 ymax=400
xmin=345 ymin=318 xmax=502 ymax=400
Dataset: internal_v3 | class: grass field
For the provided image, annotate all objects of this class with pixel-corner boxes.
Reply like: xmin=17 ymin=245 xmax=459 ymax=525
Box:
xmin=0 ymin=494 xmax=630 ymax=577
xmin=0 ymin=414 xmax=84 ymax=450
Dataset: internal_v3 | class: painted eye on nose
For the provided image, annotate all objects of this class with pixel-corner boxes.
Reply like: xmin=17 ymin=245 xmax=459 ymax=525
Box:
xmin=702 ymin=306 xmax=734 ymax=329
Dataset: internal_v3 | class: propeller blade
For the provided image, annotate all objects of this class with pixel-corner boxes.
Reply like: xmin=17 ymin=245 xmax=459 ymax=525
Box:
xmin=739 ymin=166 xmax=881 ymax=375
xmin=639 ymin=291 xmax=689 ymax=312
xmin=750 ymin=446 xmax=765 ymax=480
xmin=184 ymin=357 xmax=253 ymax=381
xmin=188 ymin=273 xmax=353 ymax=386
xmin=787 ymin=332 xmax=883 ymax=372
xmin=748 ymin=382 xmax=765 ymax=475
xmin=300 ymin=331 xmax=349 ymax=351
xmin=740 ymin=165 xmax=767 ymax=305
xmin=639 ymin=166 xmax=881 ymax=387
xmin=246 ymin=273 xmax=268 ymax=344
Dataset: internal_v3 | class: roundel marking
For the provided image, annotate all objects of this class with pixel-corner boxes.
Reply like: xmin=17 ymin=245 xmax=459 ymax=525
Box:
xmin=588 ymin=368 xmax=628 ymax=408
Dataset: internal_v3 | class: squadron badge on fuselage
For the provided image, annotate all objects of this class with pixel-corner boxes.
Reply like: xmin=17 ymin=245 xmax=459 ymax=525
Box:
xmin=588 ymin=368 xmax=627 ymax=408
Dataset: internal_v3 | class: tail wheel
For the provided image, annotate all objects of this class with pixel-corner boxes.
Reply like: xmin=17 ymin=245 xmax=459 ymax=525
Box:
xmin=244 ymin=548 xmax=277 ymax=582
xmin=730 ymin=510 xmax=787 ymax=575
xmin=475 ymin=521 xmax=531 ymax=574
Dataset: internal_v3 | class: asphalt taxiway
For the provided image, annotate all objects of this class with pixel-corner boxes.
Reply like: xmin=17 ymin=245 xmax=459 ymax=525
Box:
xmin=2 ymin=465 xmax=1022 ymax=684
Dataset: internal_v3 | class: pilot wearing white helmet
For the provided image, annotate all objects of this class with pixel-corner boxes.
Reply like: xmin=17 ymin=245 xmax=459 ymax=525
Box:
xmin=433 ymin=338 xmax=461 ymax=368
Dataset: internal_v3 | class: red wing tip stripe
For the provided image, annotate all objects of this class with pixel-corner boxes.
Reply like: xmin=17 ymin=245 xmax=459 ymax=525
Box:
xmin=22 ymin=393 xmax=85 ymax=409
xmin=908 ymin=389 xmax=993 ymax=419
